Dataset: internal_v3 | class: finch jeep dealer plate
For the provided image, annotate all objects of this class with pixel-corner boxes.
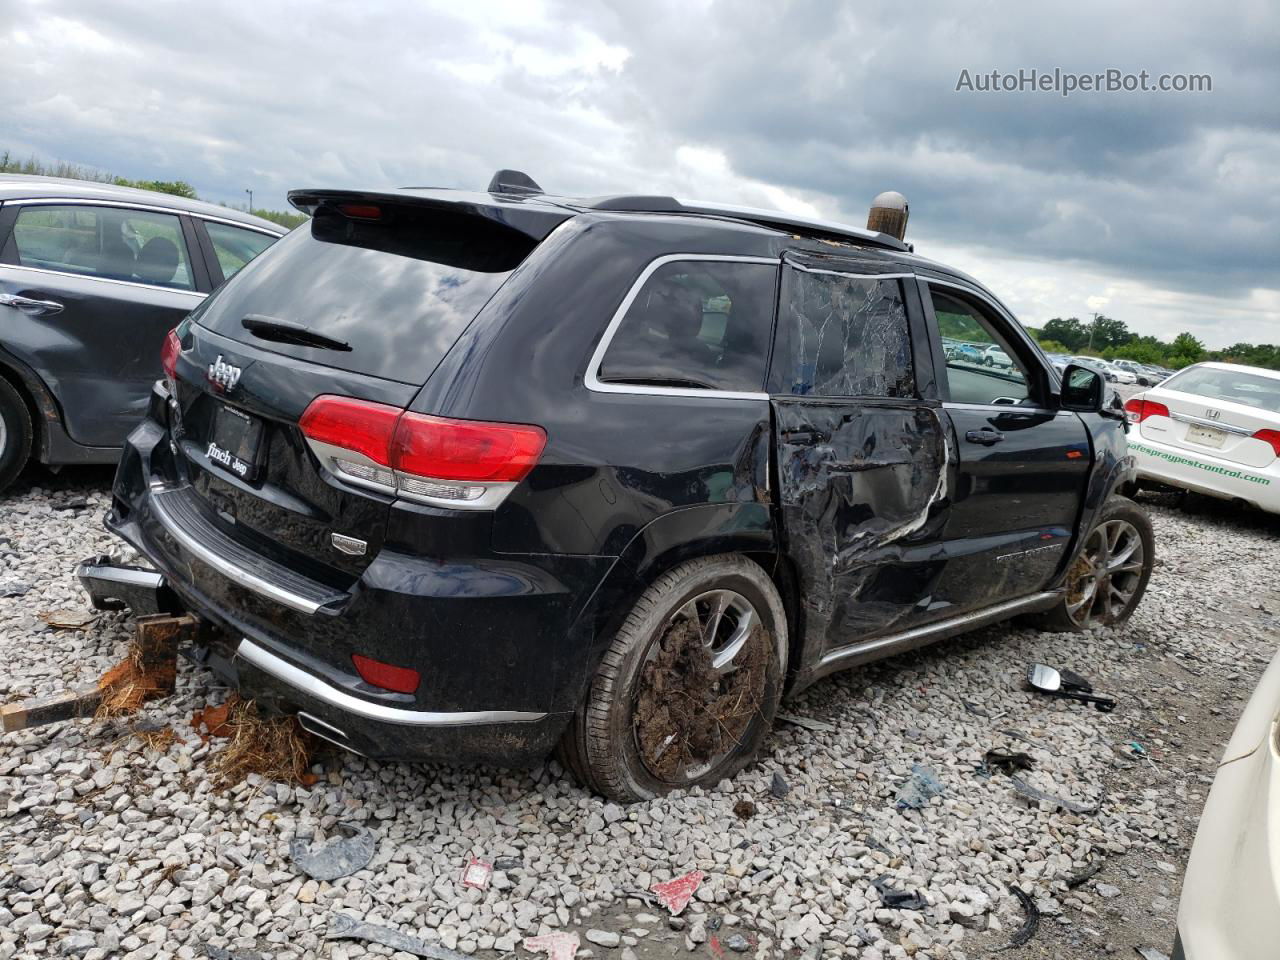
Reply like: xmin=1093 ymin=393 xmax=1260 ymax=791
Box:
xmin=206 ymin=404 xmax=263 ymax=480
xmin=1185 ymin=423 xmax=1227 ymax=449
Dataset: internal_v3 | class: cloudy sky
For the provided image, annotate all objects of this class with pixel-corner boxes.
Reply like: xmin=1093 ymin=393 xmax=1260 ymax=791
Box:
xmin=2 ymin=0 xmax=1277 ymax=346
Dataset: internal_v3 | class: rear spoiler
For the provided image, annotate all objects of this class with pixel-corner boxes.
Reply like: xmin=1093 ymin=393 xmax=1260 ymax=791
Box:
xmin=287 ymin=188 xmax=572 ymax=242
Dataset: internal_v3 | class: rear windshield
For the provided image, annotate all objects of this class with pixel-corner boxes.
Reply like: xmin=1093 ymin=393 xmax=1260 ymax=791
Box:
xmin=194 ymin=205 xmax=534 ymax=384
xmin=1163 ymin=366 xmax=1280 ymax=414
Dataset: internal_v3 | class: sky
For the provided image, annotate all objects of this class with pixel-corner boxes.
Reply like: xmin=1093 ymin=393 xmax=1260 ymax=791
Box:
xmin=1 ymin=0 xmax=1277 ymax=347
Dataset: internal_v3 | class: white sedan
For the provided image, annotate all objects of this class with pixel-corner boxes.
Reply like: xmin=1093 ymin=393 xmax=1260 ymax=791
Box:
xmin=1125 ymin=361 xmax=1280 ymax=514
xmin=1175 ymin=648 xmax=1280 ymax=958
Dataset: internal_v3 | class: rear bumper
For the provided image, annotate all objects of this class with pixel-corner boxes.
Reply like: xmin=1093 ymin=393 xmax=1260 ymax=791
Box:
xmin=103 ymin=396 xmax=608 ymax=765
xmin=1129 ymin=435 xmax=1280 ymax=513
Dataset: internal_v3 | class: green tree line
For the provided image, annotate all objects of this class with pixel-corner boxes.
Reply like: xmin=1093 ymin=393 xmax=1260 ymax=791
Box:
xmin=1027 ymin=314 xmax=1279 ymax=372
xmin=0 ymin=150 xmax=307 ymax=230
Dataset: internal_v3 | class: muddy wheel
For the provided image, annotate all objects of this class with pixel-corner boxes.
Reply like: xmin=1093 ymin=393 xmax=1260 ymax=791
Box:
xmin=0 ymin=377 xmax=33 ymax=494
xmin=557 ymin=554 xmax=787 ymax=802
xmin=1031 ymin=496 xmax=1154 ymax=632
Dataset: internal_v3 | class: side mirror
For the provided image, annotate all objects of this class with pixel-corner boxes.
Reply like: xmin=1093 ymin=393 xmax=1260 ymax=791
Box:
xmin=1059 ymin=364 xmax=1104 ymax=412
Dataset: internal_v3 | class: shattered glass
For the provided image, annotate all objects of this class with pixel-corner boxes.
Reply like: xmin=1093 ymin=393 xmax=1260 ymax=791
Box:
xmin=777 ymin=262 xmax=914 ymax=399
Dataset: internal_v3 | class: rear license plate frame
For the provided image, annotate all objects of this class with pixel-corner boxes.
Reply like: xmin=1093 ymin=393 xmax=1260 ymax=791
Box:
xmin=205 ymin=403 xmax=264 ymax=481
xmin=1185 ymin=423 xmax=1227 ymax=449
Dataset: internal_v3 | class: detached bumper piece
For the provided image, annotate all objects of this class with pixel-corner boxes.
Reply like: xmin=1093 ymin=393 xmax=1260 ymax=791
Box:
xmin=77 ymin=554 xmax=181 ymax=616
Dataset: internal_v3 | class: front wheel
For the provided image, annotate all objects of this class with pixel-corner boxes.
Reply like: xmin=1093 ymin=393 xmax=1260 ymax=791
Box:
xmin=556 ymin=555 xmax=787 ymax=802
xmin=1031 ymin=496 xmax=1154 ymax=632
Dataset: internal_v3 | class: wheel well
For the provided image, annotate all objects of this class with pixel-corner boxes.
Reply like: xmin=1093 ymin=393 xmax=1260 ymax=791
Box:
xmin=0 ymin=363 xmax=41 ymax=456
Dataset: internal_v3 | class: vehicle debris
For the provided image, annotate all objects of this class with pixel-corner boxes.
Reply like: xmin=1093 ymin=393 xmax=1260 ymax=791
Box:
xmin=871 ymin=875 xmax=927 ymax=911
xmin=895 ymin=764 xmax=944 ymax=810
xmin=1135 ymin=947 xmax=1170 ymax=960
xmin=776 ymin=712 xmax=837 ymax=733
xmin=460 ymin=856 xmax=493 ymax=890
xmin=1003 ymin=884 xmax=1040 ymax=949
xmin=492 ymin=856 xmax=522 ymax=871
xmin=724 ymin=932 xmax=751 ymax=953
xmin=523 ymin=931 xmax=580 ymax=960
xmin=769 ymin=771 xmax=791 ymax=798
xmin=1010 ymin=775 xmax=1098 ymax=815
xmin=983 ymin=749 xmax=1036 ymax=775
xmin=326 ymin=913 xmax=469 ymax=960
xmin=1027 ymin=663 xmax=1116 ymax=712
xmin=651 ymin=870 xmax=704 ymax=915
xmin=290 ymin=823 xmax=376 ymax=881
xmin=39 ymin=607 xmax=98 ymax=629
xmin=1065 ymin=856 xmax=1106 ymax=888
xmin=0 ymin=581 xmax=30 ymax=598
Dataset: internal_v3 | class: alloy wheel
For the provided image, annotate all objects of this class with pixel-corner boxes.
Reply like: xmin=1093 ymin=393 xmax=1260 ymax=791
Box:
xmin=631 ymin=589 xmax=768 ymax=784
xmin=1065 ymin=519 xmax=1147 ymax=627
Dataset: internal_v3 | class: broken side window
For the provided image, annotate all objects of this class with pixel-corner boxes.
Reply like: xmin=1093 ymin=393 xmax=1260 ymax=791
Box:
xmin=769 ymin=264 xmax=915 ymax=398
xmin=597 ymin=260 xmax=777 ymax=393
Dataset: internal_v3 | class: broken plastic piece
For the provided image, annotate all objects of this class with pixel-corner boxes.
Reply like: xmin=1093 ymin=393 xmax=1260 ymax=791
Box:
xmin=327 ymin=914 xmax=470 ymax=960
xmin=1010 ymin=776 xmax=1098 ymax=815
xmin=523 ymin=931 xmax=580 ymax=960
xmin=651 ymin=870 xmax=705 ymax=915
xmin=460 ymin=856 xmax=492 ymax=890
xmin=983 ymin=749 xmax=1036 ymax=775
xmin=1004 ymin=885 xmax=1040 ymax=948
xmin=1135 ymin=947 xmax=1170 ymax=960
xmin=769 ymin=772 xmax=790 ymax=798
xmin=1065 ymin=857 xmax=1105 ymax=888
xmin=290 ymin=823 xmax=376 ymax=881
xmin=493 ymin=856 xmax=522 ymax=871
xmin=872 ymin=875 xmax=927 ymax=911
xmin=776 ymin=712 xmax=836 ymax=733
xmin=895 ymin=764 xmax=944 ymax=810
xmin=0 ymin=581 xmax=31 ymax=598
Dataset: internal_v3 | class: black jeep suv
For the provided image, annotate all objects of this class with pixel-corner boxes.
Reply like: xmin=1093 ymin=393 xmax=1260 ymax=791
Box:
xmin=95 ymin=172 xmax=1152 ymax=800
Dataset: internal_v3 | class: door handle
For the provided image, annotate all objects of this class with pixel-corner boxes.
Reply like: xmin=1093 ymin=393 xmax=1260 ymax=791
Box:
xmin=781 ymin=429 xmax=827 ymax=446
xmin=0 ymin=293 xmax=64 ymax=316
xmin=965 ymin=428 xmax=1005 ymax=446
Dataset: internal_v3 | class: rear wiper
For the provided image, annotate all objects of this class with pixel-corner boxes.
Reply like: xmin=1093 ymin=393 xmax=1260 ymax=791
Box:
xmin=597 ymin=375 xmax=718 ymax=390
xmin=241 ymin=315 xmax=352 ymax=352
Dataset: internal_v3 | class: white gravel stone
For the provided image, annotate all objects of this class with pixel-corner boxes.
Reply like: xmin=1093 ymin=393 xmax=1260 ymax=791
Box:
xmin=1 ymin=474 xmax=1276 ymax=958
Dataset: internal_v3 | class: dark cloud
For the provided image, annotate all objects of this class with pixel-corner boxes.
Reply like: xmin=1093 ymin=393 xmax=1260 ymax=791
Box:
xmin=2 ymin=0 xmax=1277 ymax=343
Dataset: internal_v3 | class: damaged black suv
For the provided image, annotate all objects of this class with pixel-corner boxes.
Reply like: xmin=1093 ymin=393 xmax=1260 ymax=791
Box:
xmin=90 ymin=171 xmax=1152 ymax=801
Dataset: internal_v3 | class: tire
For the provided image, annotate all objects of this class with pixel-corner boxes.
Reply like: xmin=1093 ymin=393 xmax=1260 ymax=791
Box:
xmin=556 ymin=554 xmax=788 ymax=802
xmin=0 ymin=377 xmax=33 ymax=494
xmin=1030 ymin=496 xmax=1154 ymax=632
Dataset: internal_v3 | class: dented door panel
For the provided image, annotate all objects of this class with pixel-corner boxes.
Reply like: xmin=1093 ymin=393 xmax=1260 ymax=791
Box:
xmin=772 ymin=398 xmax=951 ymax=670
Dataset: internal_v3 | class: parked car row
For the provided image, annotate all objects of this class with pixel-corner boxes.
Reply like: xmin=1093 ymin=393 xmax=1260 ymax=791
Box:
xmin=1045 ymin=353 xmax=1173 ymax=386
xmin=0 ymin=175 xmax=285 ymax=491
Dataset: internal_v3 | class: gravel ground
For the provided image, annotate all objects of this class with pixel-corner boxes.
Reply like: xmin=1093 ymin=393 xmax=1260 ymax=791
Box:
xmin=1 ymin=464 xmax=1277 ymax=960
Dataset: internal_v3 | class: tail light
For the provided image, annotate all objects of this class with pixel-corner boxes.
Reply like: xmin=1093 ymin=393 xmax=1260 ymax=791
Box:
xmin=160 ymin=328 xmax=181 ymax=382
xmin=1252 ymin=429 xmax=1280 ymax=459
xmin=1123 ymin=397 xmax=1170 ymax=423
xmin=351 ymin=654 xmax=420 ymax=694
xmin=299 ymin=394 xmax=546 ymax=509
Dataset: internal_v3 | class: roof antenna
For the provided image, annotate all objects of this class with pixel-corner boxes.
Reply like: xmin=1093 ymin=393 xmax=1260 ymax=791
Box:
xmin=487 ymin=169 xmax=543 ymax=196
xmin=867 ymin=191 xmax=909 ymax=241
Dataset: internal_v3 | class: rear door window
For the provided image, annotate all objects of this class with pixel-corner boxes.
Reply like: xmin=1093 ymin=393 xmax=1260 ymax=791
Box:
xmin=204 ymin=221 xmax=277 ymax=281
xmin=769 ymin=264 xmax=914 ymax=398
xmin=195 ymin=205 xmax=536 ymax=384
xmin=7 ymin=204 xmax=194 ymax=290
xmin=596 ymin=259 xmax=777 ymax=393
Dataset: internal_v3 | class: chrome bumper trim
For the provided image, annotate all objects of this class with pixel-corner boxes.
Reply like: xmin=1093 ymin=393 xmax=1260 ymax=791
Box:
xmin=236 ymin=639 xmax=547 ymax=727
xmin=150 ymin=492 xmax=324 ymax=615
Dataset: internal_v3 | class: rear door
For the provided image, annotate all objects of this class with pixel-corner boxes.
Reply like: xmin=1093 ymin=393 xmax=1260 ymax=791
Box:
xmin=0 ymin=200 xmax=206 ymax=446
xmin=171 ymin=198 xmax=552 ymax=574
xmin=920 ymin=279 xmax=1092 ymax=608
xmin=769 ymin=253 xmax=951 ymax=656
